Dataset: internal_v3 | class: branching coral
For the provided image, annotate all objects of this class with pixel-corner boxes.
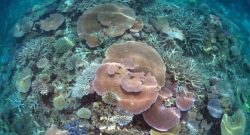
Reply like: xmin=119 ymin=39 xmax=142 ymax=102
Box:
xmin=166 ymin=6 xmax=207 ymax=55
xmin=111 ymin=110 xmax=134 ymax=127
xmin=63 ymin=120 xmax=88 ymax=135
xmin=65 ymin=54 xmax=84 ymax=71
xmin=36 ymin=58 xmax=49 ymax=69
xmin=91 ymin=102 xmax=146 ymax=134
xmin=7 ymin=92 xmax=25 ymax=113
xmin=31 ymin=78 xmax=50 ymax=95
xmin=159 ymin=48 xmax=206 ymax=89
xmin=16 ymin=37 xmax=54 ymax=66
xmin=70 ymin=62 xmax=100 ymax=98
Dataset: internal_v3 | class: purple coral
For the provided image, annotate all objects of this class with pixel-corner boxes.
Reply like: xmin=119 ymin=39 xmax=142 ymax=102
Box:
xmin=207 ymin=98 xmax=223 ymax=118
xmin=63 ymin=120 xmax=88 ymax=135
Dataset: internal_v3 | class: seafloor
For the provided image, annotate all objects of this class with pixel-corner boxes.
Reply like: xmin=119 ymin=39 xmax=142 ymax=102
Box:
xmin=0 ymin=0 xmax=250 ymax=135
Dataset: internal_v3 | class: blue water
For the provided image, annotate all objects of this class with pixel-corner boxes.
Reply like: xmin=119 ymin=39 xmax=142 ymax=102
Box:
xmin=0 ymin=0 xmax=249 ymax=134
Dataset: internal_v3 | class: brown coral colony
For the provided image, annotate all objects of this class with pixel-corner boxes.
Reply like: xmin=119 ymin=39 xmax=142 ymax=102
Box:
xmin=77 ymin=3 xmax=137 ymax=47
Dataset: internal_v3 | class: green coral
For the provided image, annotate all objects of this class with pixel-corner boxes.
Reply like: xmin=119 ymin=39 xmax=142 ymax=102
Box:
xmin=53 ymin=37 xmax=75 ymax=54
xmin=76 ymin=107 xmax=91 ymax=119
xmin=14 ymin=67 xmax=32 ymax=93
xmin=221 ymin=109 xmax=246 ymax=135
xmin=237 ymin=87 xmax=250 ymax=113
xmin=53 ymin=95 xmax=67 ymax=110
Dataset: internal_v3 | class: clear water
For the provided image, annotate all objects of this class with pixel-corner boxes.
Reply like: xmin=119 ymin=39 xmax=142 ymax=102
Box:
xmin=0 ymin=0 xmax=249 ymax=135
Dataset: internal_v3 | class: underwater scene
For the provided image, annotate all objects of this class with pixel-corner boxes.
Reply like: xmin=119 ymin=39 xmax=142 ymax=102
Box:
xmin=0 ymin=0 xmax=250 ymax=134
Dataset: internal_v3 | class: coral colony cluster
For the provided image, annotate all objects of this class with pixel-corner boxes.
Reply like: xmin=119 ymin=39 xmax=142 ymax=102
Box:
xmin=3 ymin=0 xmax=250 ymax=135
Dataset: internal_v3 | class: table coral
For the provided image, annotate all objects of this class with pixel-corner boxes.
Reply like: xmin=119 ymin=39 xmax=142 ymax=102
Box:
xmin=77 ymin=3 xmax=136 ymax=47
xmin=93 ymin=62 xmax=159 ymax=114
xmin=104 ymin=41 xmax=166 ymax=87
xmin=40 ymin=13 xmax=65 ymax=32
xmin=143 ymin=97 xmax=181 ymax=132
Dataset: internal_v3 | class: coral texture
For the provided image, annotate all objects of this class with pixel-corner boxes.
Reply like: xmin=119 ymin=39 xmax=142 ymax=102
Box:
xmin=93 ymin=62 xmax=159 ymax=114
xmin=15 ymin=67 xmax=32 ymax=93
xmin=76 ymin=107 xmax=92 ymax=119
xmin=77 ymin=3 xmax=136 ymax=47
xmin=104 ymin=41 xmax=166 ymax=87
xmin=40 ymin=13 xmax=65 ymax=31
xmin=45 ymin=125 xmax=69 ymax=135
xmin=70 ymin=62 xmax=99 ymax=98
xmin=221 ymin=109 xmax=246 ymax=135
xmin=16 ymin=37 xmax=54 ymax=66
xmin=143 ymin=97 xmax=181 ymax=132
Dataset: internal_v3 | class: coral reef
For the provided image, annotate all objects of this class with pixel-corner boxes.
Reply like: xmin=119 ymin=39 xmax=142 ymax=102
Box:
xmin=53 ymin=37 xmax=75 ymax=54
xmin=104 ymin=41 xmax=166 ymax=87
xmin=77 ymin=3 xmax=136 ymax=47
xmin=16 ymin=37 xmax=54 ymax=66
xmin=63 ymin=120 xmax=88 ymax=135
xmin=76 ymin=107 xmax=91 ymax=119
xmin=221 ymin=109 xmax=246 ymax=135
xmin=13 ymin=17 xmax=33 ymax=38
xmin=166 ymin=6 xmax=207 ymax=55
xmin=14 ymin=67 xmax=32 ymax=93
xmin=207 ymin=98 xmax=223 ymax=118
xmin=36 ymin=58 xmax=49 ymax=69
xmin=70 ymin=62 xmax=99 ymax=98
xmin=93 ymin=62 xmax=159 ymax=114
xmin=40 ymin=13 xmax=65 ymax=32
xmin=4 ymin=0 xmax=250 ymax=134
xmin=53 ymin=95 xmax=68 ymax=110
xmin=46 ymin=125 xmax=69 ymax=135
xmin=143 ymin=97 xmax=181 ymax=132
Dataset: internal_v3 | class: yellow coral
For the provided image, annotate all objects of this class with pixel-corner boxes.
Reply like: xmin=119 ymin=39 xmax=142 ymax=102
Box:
xmin=221 ymin=109 xmax=246 ymax=135
xmin=150 ymin=124 xmax=180 ymax=135
xmin=15 ymin=67 xmax=32 ymax=93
